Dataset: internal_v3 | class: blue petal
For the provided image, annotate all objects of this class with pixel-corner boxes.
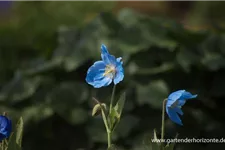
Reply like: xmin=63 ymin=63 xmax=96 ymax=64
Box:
xmin=6 ymin=118 xmax=12 ymax=137
xmin=168 ymin=90 xmax=185 ymax=100
xmin=167 ymin=90 xmax=197 ymax=107
xmin=170 ymin=99 xmax=186 ymax=108
xmin=86 ymin=61 xmax=108 ymax=88
xmin=113 ymin=63 xmax=124 ymax=84
xmin=93 ymin=76 xmax=112 ymax=88
xmin=101 ymin=44 xmax=117 ymax=65
xmin=116 ymin=57 xmax=123 ymax=64
xmin=0 ymin=116 xmax=6 ymax=127
xmin=0 ymin=116 xmax=12 ymax=138
xmin=167 ymin=90 xmax=185 ymax=107
xmin=0 ymin=133 xmax=5 ymax=142
xmin=0 ymin=116 xmax=8 ymax=132
xmin=173 ymin=107 xmax=184 ymax=115
xmin=166 ymin=107 xmax=183 ymax=125
xmin=177 ymin=100 xmax=186 ymax=107
xmin=101 ymin=44 xmax=109 ymax=54
xmin=180 ymin=91 xmax=197 ymax=100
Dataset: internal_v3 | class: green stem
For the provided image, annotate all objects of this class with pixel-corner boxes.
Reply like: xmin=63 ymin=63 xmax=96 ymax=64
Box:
xmin=161 ymin=99 xmax=167 ymax=140
xmin=161 ymin=99 xmax=167 ymax=150
xmin=101 ymin=109 xmax=109 ymax=133
xmin=109 ymin=85 xmax=116 ymax=115
xmin=107 ymin=85 xmax=116 ymax=149
xmin=107 ymin=131 xmax=112 ymax=149
xmin=100 ymin=109 xmax=111 ymax=148
xmin=161 ymin=99 xmax=167 ymax=141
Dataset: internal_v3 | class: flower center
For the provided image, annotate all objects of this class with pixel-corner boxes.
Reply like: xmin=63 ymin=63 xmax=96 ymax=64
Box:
xmin=103 ymin=65 xmax=116 ymax=78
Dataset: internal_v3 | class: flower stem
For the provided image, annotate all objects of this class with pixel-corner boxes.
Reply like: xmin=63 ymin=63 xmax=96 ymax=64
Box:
xmin=107 ymin=84 xmax=116 ymax=149
xmin=100 ymin=108 xmax=111 ymax=149
xmin=161 ymin=99 xmax=167 ymax=141
xmin=109 ymin=85 xmax=116 ymax=115
xmin=107 ymin=131 xmax=112 ymax=149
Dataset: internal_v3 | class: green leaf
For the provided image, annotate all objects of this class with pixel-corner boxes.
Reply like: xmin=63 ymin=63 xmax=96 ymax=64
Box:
xmin=7 ymin=141 xmax=21 ymax=150
xmin=153 ymin=129 xmax=158 ymax=141
xmin=22 ymin=105 xmax=54 ymax=123
xmin=92 ymin=103 xmax=106 ymax=116
xmin=108 ymin=107 xmax=120 ymax=131
xmin=21 ymin=60 xmax=60 ymax=76
xmin=0 ymin=139 xmax=8 ymax=150
xmin=176 ymin=47 xmax=200 ymax=72
xmin=16 ymin=117 xmax=23 ymax=147
xmin=54 ymin=26 xmax=90 ymax=71
xmin=114 ymin=92 xmax=126 ymax=119
xmin=47 ymin=82 xmax=88 ymax=108
xmin=201 ymin=51 xmax=225 ymax=71
xmin=108 ymin=92 xmax=126 ymax=131
xmin=47 ymin=81 xmax=88 ymax=125
xmin=7 ymin=117 xmax=24 ymax=150
xmin=0 ymin=72 xmax=42 ymax=103
xmin=116 ymin=9 xmax=178 ymax=55
xmin=153 ymin=129 xmax=162 ymax=150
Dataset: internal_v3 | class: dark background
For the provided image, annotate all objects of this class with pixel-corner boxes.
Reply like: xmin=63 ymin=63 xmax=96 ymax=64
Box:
xmin=0 ymin=1 xmax=225 ymax=150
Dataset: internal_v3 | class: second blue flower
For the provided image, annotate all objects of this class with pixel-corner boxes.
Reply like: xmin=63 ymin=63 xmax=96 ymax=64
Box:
xmin=166 ymin=90 xmax=197 ymax=125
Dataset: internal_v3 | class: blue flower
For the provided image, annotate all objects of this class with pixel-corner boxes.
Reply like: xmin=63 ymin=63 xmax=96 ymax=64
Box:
xmin=86 ymin=44 xmax=124 ymax=88
xmin=166 ymin=90 xmax=197 ymax=125
xmin=0 ymin=115 xmax=12 ymax=141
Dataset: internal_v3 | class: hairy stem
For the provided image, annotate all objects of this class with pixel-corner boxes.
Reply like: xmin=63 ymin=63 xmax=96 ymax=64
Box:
xmin=107 ymin=131 xmax=112 ymax=149
xmin=107 ymin=84 xmax=117 ymax=148
xmin=109 ymin=85 xmax=116 ymax=114
xmin=100 ymin=108 xmax=111 ymax=148
xmin=161 ymin=99 xmax=167 ymax=141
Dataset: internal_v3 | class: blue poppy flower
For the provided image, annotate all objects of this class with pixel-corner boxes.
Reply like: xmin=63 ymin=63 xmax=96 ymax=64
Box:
xmin=166 ymin=90 xmax=197 ymax=125
xmin=0 ymin=115 xmax=12 ymax=141
xmin=86 ymin=44 xmax=124 ymax=88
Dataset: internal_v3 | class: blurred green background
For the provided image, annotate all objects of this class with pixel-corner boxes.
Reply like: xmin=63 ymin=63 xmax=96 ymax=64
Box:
xmin=1 ymin=1 xmax=225 ymax=150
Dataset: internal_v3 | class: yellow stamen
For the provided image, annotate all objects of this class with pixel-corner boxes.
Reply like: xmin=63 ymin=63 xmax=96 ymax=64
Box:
xmin=103 ymin=65 xmax=116 ymax=77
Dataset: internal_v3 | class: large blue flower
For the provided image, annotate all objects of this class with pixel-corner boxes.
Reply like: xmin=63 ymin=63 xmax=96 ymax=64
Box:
xmin=0 ymin=115 xmax=12 ymax=141
xmin=166 ymin=90 xmax=197 ymax=125
xmin=86 ymin=44 xmax=124 ymax=88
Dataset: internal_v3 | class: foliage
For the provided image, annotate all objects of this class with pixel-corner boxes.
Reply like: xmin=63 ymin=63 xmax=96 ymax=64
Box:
xmin=5 ymin=117 xmax=23 ymax=150
xmin=0 ymin=3 xmax=225 ymax=150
